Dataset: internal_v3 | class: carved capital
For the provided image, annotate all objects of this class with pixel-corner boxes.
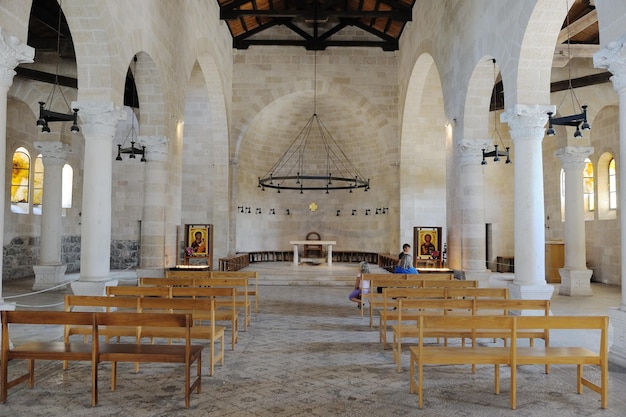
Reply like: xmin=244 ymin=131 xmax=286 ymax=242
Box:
xmin=554 ymin=146 xmax=594 ymax=170
xmin=72 ymin=101 xmax=125 ymax=141
xmin=138 ymin=135 xmax=169 ymax=162
xmin=594 ymin=34 xmax=626 ymax=93
xmin=0 ymin=28 xmax=34 ymax=88
xmin=458 ymin=138 xmax=491 ymax=166
xmin=501 ymin=104 xmax=555 ymax=142
xmin=34 ymin=141 xmax=71 ymax=166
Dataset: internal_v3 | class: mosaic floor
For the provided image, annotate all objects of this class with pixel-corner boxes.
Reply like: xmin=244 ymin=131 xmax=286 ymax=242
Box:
xmin=1 ymin=265 xmax=626 ymax=416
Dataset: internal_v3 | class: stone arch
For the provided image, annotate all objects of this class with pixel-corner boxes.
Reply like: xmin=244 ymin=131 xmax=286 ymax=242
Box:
xmin=509 ymin=0 xmax=571 ymax=107
xmin=463 ymin=57 xmax=499 ymax=140
xmin=399 ymin=52 xmax=446 ymax=251
xmin=181 ymin=57 xmax=231 ymax=259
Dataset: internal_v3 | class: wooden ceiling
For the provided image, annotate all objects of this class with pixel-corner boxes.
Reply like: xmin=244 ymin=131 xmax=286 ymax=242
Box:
xmin=216 ymin=0 xmax=416 ymax=50
xmin=17 ymin=0 xmax=606 ymax=101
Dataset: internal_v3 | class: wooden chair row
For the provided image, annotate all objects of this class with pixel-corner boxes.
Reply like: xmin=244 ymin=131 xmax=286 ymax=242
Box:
xmin=365 ymin=278 xmax=478 ymax=327
xmin=1 ymin=310 xmax=203 ymax=409
xmin=65 ymin=294 xmax=225 ymax=376
xmin=391 ymin=298 xmax=550 ymax=372
xmin=164 ymin=270 xmax=259 ymax=314
xmin=409 ymin=315 xmax=609 ymax=410
xmin=114 ymin=280 xmax=245 ymax=339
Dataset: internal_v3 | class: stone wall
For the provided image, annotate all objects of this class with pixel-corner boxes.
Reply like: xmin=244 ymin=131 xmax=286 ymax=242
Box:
xmin=2 ymin=236 xmax=139 ymax=280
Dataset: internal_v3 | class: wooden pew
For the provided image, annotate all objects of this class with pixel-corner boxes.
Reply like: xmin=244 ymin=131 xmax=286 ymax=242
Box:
xmin=378 ymin=287 xmax=447 ymax=347
xmin=170 ymin=286 xmax=239 ymax=350
xmin=95 ymin=312 xmax=203 ymax=409
xmin=105 ymin=286 xmax=171 ymax=298
xmin=165 ymin=269 xmax=210 ymax=280
xmin=139 ymin=297 xmax=225 ymax=376
xmin=421 ymin=279 xmax=478 ymax=289
xmin=140 ymin=277 xmax=196 ymax=287
xmin=406 ymin=273 xmax=453 ymax=281
xmin=446 ymin=287 xmax=508 ymax=299
xmin=2 ymin=310 xmax=204 ymax=409
xmin=1 ymin=310 xmax=97 ymax=405
xmin=391 ymin=298 xmax=475 ymax=371
xmin=409 ymin=315 xmax=609 ymax=410
xmin=409 ymin=315 xmax=516 ymax=409
xmin=210 ymin=271 xmax=259 ymax=314
xmin=194 ymin=278 xmax=251 ymax=330
xmin=362 ymin=274 xmax=409 ymax=327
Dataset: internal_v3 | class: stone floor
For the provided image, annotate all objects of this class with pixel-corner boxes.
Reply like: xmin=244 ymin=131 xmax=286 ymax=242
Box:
xmin=1 ymin=262 xmax=625 ymax=416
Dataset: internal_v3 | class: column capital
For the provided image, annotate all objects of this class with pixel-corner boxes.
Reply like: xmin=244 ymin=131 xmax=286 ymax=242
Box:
xmin=138 ymin=135 xmax=169 ymax=162
xmin=500 ymin=104 xmax=555 ymax=142
xmin=458 ymin=138 xmax=491 ymax=166
xmin=594 ymin=34 xmax=626 ymax=93
xmin=554 ymin=146 xmax=594 ymax=170
xmin=34 ymin=141 xmax=71 ymax=166
xmin=0 ymin=28 xmax=34 ymax=88
xmin=71 ymin=101 xmax=125 ymax=140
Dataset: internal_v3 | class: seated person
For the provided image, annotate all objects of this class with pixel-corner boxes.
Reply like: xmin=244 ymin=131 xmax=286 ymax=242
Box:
xmin=393 ymin=243 xmax=418 ymax=274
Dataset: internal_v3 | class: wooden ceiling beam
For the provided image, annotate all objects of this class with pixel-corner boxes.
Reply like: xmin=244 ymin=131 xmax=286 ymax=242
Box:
xmin=556 ymin=9 xmax=597 ymax=44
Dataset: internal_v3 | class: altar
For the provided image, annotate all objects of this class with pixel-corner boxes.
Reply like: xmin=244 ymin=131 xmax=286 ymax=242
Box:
xmin=289 ymin=240 xmax=337 ymax=266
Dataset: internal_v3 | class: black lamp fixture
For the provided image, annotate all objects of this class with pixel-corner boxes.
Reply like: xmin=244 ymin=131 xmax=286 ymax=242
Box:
xmin=545 ymin=0 xmax=591 ymax=138
xmin=258 ymin=49 xmax=369 ymax=193
xmin=116 ymin=55 xmax=146 ymax=162
xmin=481 ymin=59 xmax=511 ymax=165
xmin=35 ymin=0 xmax=79 ymax=134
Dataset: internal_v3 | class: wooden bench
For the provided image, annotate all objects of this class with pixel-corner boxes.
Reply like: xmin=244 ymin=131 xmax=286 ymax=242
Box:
xmin=170 ymin=286 xmax=239 ymax=350
xmin=140 ymin=277 xmax=196 ymax=287
xmin=409 ymin=315 xmax=516 ymax=409
xmin=94 ymin=312 xmax=203 ymax=409
xmin=378 ymin=287 xmax=447 ymax=347
xmin=392 ymin=298 xmax=476 ymax=371
xmin=1 ymin=310 xmax=97 ymax=405
xmin=409 ymin=315 xmax=609 ymax=410
xmin=138 ymin=297 xmax=225 ymax=376
xmin=105 ymin=285 xmax=172 ymax=298
xmin=210 ymin=271 xmax=259 ymax=314
xmin=393 ymin=298 xmax=551 ymax=373
xmin=406 ymin=273 xmax=453 ymax=281
xmin=1 ymin=310 xmax=204 ymax=409
xmin=194 ymin=277 xmax=251 ymax=330
xmin=65 ymin=294 xmax=226 ymax=376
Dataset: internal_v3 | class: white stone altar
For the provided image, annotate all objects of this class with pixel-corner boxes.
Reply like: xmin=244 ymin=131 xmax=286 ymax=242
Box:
xmin=289 ymin=240 xmax=336 ymax=266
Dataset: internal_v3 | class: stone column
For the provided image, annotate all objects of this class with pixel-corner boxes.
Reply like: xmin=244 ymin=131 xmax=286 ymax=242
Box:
xmin=500 ymin=104 xmax=555 ymax=301
xmin=136 ymin=135 xmax=169 ymax=277
xmin=458 ymin=138 xmax=492 ymax=287
xmin=554 ymin=146 xmax=594 ymax=296
xmin=0 ymin=29 xmax=33 ymax=311
xmin=32 ymin=141 xmax=71 ymax=290
xmin=594 ymin=33 xmax=626 ymax=367
xmin=70 ymin=101 xmax=124 ymax=296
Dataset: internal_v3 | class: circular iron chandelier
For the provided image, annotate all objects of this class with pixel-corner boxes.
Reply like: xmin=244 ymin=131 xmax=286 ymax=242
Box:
xmin=258 ymin=51 xmax=369 ymax=194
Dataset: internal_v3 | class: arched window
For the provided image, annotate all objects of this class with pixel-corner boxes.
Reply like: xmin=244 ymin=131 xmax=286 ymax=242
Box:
xmin=62 ymin=164 xmax=73 ymax=209
xmin=583 ymin=158 xmax=594 ymax=212
xmin=609 ymin=158 xmax=616 ymax=210
xmin=11 ymin=147 xmax=30 ymax=214
xmin=33 ymin=154 xmax=44 ymax=215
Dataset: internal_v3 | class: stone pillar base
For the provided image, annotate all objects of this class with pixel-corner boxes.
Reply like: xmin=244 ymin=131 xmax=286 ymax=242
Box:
xmin=608 ymin=307 xmax=626 ymax=368
xmin=508 ymin=282 xmax=555 ymax=301
xmin=507 ymin=282 xmax=555 ymax=315
xmin=558 ymin=268 xmax=593 ymax=296
xmin=32 ymin=264 xmax=69 ymax=291
xmin=71 ymin=280 xmax=119 ymax=296
xmin=463 ymin=269 xmax=492 ymax=287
